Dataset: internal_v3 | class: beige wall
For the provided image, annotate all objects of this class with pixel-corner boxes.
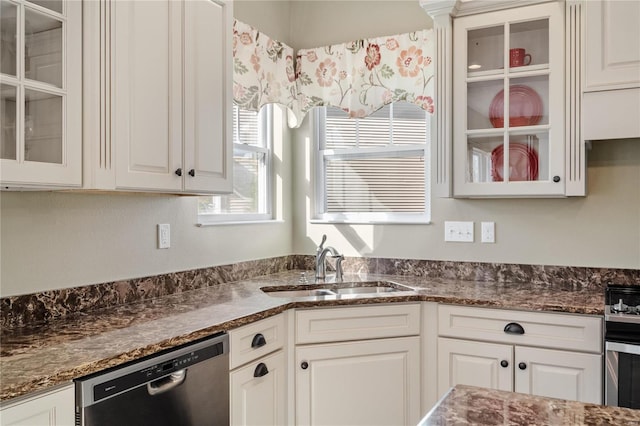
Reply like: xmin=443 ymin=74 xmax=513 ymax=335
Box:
xmin=1 ymin=1 xmax=638 ymax=297
xmin=289 ymin=1 xmax=640 ymax=269
xmin=0 ymin=2 xmax=294 ymax=298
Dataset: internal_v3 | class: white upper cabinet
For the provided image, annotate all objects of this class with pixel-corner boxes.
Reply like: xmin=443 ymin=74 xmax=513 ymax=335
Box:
xmin=84 ymin=0 xmax=233 ymax=194
xmin=582 ymin=0 xmax=640 ymax=141
xmin=0 ymin=0 xmax=81 ymax=189
xmin=453 ymin=2 xmax=566 ymax=197
xmin=422 ymin=0 xmax=587 ymax=197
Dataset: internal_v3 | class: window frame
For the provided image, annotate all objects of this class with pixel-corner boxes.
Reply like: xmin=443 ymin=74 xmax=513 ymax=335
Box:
xmin=197 ymin=105 xmax=274 ymax=225
xmin=312 ymin=105 xmax=431 ymax=225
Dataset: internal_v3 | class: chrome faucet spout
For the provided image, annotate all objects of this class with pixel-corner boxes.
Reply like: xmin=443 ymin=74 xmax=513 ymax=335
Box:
xmin=315 ymin=235 xmax=343 ymax=281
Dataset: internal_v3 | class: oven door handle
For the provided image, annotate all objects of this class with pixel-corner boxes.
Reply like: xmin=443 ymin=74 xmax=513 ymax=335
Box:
xmin=606 ymin=341 xmax=640 ymax=356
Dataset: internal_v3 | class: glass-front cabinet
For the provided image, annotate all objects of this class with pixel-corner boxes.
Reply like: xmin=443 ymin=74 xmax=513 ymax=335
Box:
xmin=0 ymin=0 xmax=81 ymax=188
xmin=452 ymin=2 xmax=565 ymax=197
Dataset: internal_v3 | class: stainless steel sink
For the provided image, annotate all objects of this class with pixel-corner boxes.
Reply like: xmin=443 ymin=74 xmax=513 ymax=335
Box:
xmin=264 ymin=288 xmax=336 ymax=298
xmin=261 ymin=281 xmax=415 ymax=298
xmin=334 ymin=286 xmax=401 ymax=295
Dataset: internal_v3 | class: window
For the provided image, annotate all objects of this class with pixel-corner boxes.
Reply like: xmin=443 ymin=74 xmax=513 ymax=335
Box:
xmin=314 ymin=103 xmax=430 ymax=223
xmin=198 ymin=105 xmax=272 ymax=223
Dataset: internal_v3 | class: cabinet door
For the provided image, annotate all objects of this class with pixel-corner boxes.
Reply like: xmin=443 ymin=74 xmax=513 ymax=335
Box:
xmin=0 ymin=384 xmax=74 ymax=426
xmin=515 ymin=346 xmax=602 ymax=404
xmin=0 ymin=0 xmax=81 ymax=188
xmin=112 ymin=0 xmax=183 ymax=192
xmin=230 ymin=350 xmax=286 ymax=426
xmin=296 ymin=336 xmax=421 ymax=426
xmin=584 ymin=0 xmax=640 ymax=91
xmin=452 ymin=2 xmax=565 ymax=197
xmin=183 ymin=0 xmax=233 ymax=194
xmin=437 ymin=337 xmax=513 ymax=398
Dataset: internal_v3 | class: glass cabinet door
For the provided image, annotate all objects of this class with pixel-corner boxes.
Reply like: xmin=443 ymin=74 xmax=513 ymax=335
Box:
xmin=0 ymin=0 xmax=81 ymax=186
xmin=454 ymin=3 xmax=564 ymax=197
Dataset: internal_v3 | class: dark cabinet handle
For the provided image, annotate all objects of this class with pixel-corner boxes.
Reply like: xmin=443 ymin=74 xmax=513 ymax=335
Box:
xmin=253 ymin=362 xmax=269 ymax=378
xmin=500 ymin=360 xmax=509 ymax=368
xmin=188 ymin=169 xmax=195 ymax=177
xmin=301 ymin=361 xmax=309 ymax=370
xmin=175 ymin=168 xmax=182 ymax=177
xmin=518 ymin=362 xmax=527 ymax=370
xmin=553 ymin=176 xmax=561 ymax=183
xmin=504 ymin=322 xmax=525 ymax=335
xmin=251 ymin=333 xmax=266 ymax=348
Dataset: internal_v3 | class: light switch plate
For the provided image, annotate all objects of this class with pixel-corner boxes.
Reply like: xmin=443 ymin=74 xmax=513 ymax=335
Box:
xmin=444 ymin=221 xmax=474 ymax=242
xmin=158 ymin=224 xmax=170 ymax=249
xmin=481 ymin=222 xmax=495 ymax=243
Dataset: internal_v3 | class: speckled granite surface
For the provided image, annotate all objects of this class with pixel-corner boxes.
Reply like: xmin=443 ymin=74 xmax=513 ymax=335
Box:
xmin=419 ymin=385 xmax=640 ymax=425
xmin=0 ymin=270 xmax=606 ymax=402
xmin=4 ymin=255 xmax=637 ymax=328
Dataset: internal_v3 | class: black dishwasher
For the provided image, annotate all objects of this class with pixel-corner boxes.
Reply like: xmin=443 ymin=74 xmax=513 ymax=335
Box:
xmin=75 ymin=332 xmax=229 ymax=426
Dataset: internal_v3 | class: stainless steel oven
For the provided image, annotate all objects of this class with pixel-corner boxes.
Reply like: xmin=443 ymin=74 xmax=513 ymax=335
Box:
xmin=605 ymin=285 xmax=640 ymax=409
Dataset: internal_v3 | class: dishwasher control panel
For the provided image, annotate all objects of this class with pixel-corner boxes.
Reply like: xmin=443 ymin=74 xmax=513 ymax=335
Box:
xmin=94 ymin=341 xmax=224 ymax=402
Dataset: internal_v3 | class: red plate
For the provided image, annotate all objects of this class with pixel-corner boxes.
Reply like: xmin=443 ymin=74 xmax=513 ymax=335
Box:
xmin=491 ymin=143 xmax=539 ymax=182
xmin=489 ymin=85 xmax=543 ymax=128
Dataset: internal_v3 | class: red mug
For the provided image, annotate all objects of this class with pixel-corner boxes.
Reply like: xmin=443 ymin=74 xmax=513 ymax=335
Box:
xmin=510 ymin=48 xmax=532 ymax=67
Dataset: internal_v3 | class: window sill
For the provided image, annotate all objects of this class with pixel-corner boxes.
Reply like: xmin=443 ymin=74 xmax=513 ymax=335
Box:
xmin=309 ymin=219 xmax=432 ymax=225
xmin=197 ymin=219 xmax=284 ymax=227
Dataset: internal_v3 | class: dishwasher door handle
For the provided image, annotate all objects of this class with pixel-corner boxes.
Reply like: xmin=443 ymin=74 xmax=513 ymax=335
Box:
xmin=147 ymin=370 xmax=187 ymax=396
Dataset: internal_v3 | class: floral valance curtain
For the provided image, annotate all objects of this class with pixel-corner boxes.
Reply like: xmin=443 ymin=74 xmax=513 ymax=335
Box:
xmin=232 ymin=20 xmax=297 ymax=113
xmin=293 ymin=30 xmax=435 ymax=123
xmin=232 ymin=20 xmax=435 ymax=128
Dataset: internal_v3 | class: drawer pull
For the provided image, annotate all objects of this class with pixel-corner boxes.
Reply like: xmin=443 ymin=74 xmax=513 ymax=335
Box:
xmin=504 ymin=322 xmax=525 ymax=335
xmin=500 ymin=360 xmax=509 ymax=368
xmin=175 ymin=168 xmax=183 ymax=177
xmin=251 ymin=333 xmax=267 ymax=348
xmin=253 ymin=362 xmax=269 ymax=378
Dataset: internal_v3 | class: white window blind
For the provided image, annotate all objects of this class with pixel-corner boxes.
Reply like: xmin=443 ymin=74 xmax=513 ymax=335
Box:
xmin=316 ymin=103 xmax=430 ymax=223
xmin=198 ymin=105 xmax=272 ymax=223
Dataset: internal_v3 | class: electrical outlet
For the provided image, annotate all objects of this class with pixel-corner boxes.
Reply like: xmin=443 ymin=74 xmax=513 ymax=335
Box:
xmin=158 ymin=224 xmax=170 ymax=249
xmin=481 ymin=222 xmax=495 ymax=243
xmin=444 ymin=221 xmax=474 ymax=242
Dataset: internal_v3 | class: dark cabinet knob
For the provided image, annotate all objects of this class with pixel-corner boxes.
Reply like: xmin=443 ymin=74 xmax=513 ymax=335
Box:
xmin=253 ymin=362 xmax=269 ymax=378
xmin=518 ymin=362 xmax=527 ymax=370
xmin=301 ymin=361 xmax=309 ymax=370
xmin=500 ymin=360 xmax=509 ymax=368
xmin=188 ymin=169 xmax=195 ymax=177
xmin=553 ymin=175 xmax=561 ymax=183
xmin=175 ymin=168 xmax=183 ymax=177
xmin=504 ymin=322 xmax=525 ymax=335
xmin=251 ymin=333 xmax=267 ymax=348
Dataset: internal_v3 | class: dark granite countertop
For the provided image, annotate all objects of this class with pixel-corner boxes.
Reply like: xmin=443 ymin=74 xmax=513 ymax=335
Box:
xmin=419 ymin=385 xmax=640 ymax=425
xmin=0 ymin=271 xmax=604 ymax=402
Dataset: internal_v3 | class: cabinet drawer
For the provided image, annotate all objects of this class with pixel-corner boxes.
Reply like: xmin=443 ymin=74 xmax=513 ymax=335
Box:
xmin=230 ymin=314 xmax=286 ymax=369
xmin=438 ymin=305 xmax=602 ymax=353
xmin=296 ymin=303 xmax=421 ymax=344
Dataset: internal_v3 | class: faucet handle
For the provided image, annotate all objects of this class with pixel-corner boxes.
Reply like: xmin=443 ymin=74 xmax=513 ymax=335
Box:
xmin=334 ymin=255 xmax=344 ymax=282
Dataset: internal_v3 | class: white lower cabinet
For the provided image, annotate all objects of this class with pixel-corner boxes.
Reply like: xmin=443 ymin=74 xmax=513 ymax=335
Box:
xmin=0 ymin=384 xmax=74 ymax=426
xmin=437 ymin=305 xmax=603 ymax=404
xmin=514 ymin=346 xmax=602 ymax=403
xmin=230 ymin=350 xmax=286 ymax=426
xmin=229 ymin=314 xmax=287 ymax=426
xmin=294 ymin=304 xmax=422 ymax=426
xmin=296 ymin=336 xmax=421 ymax=426
xmin=438 ymin=338 xmax=513 ymax=394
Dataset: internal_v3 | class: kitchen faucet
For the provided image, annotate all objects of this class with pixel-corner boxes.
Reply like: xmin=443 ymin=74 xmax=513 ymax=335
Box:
xmin=315 ymin=234 xmax=344 ymax=282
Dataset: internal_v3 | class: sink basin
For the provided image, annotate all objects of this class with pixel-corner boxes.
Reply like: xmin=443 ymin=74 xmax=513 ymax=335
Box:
xmin=265 ymin=288 xmax=336 ymax=298
xmin=261 ymin=281 xmax=415 ymax=298
xmin=334 ymin=286 xmax=402 ymax=295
